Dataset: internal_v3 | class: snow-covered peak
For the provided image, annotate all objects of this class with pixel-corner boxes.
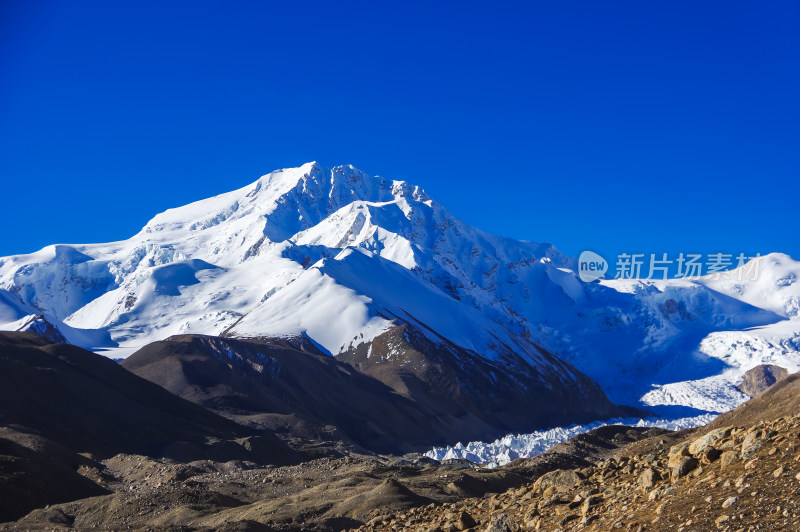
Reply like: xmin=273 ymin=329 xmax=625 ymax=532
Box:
xmin=138 ymin=162 xmax=428 ymax=240
xmin=699 ymin=252 xmax=800 ymax=319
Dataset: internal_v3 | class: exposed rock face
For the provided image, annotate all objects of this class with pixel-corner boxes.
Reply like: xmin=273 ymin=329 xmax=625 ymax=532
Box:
xmin=14 ymin=314 xmax=67 ymax=344
xmin=338 ymin=323 xmax=633 ymax=434
xmin=738 ymin=364 xmax=789 ymax=397
xmin=123 ymin=333 xmax=468 ymax=454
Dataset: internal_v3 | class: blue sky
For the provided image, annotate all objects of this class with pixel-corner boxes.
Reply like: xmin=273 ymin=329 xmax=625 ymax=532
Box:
xmin=1 ymin=1 xmax=798 ymax=270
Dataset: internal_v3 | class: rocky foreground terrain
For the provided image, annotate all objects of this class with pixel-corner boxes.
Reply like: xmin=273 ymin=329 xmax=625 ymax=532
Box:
xmin=2 ymin=329 xmax=799 ymax=530
xmin=0 ymin=425 xmax=670 ymax=530
xmin=4 ymin=379 xmax=800 ymax=531
xmin=361 ymin=416 xmax=800 ymax=531
xmin=361 ymin=375 xmax=800 ymax=532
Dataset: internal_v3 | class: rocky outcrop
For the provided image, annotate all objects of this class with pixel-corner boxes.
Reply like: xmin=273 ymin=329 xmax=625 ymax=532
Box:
xmin=14 ymin=314 xmax=67 ymax=344
xmin=737 ymin=364 xmax=789 ymax=397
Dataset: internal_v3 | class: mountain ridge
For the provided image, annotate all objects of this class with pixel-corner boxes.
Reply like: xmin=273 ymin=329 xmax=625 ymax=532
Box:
xmin=1 ymin=163 xmax=798 ymax=415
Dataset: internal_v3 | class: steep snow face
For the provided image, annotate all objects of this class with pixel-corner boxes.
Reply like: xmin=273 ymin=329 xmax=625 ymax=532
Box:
xmin=0 ymin=290 xmax=28 ymax=325
xmin=0 ymin=162 xmax=798 ymax=415
xmin=228 ymin=247 xmax=555 ymax=368
xmin=0 ymin=245 xmax=116 ymax=320
xmin=698 ymin=253 xmax=800 ymax=318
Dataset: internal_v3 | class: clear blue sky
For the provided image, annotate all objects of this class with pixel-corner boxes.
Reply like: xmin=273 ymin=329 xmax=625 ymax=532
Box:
xmin=1 ymin=1 xmax=798 ymax=268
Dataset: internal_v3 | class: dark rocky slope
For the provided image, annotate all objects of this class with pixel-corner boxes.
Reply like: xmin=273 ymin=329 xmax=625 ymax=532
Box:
xmin=0 ymin=428 xmax=109 ymax=524
xmin=339 ymin=323 xmax=638 ymax=431
xmin=8 ymin=362 xmax=797 ymax=531
xmin=122 ymin=331 xmax=636 ymax=454
xmin=0 ymin=332 xmax=298 ymax=521
xmin=123 ymin=333 xmax=448 ymax=454
xmin=0 ymin=332 xmax=297 ymax=462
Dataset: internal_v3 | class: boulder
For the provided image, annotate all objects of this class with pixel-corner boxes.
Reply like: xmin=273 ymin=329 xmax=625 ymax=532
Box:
xmin=738 ymin=365 xmax=789 ymax=397
xmin=456 ymin=510 xmax=477 ymax=530
xmin=740 ymin=432 xmax=764 ymax=460
xmin=671 ymin=456 xmax=699 ymax=480
xmin=688 ymin=427 xmax=731 ymax=455
xmin=638 ymin=468 xmax=661 ymax=490
xmin=720 ymin=451 xmax=738 ymax=468
xmin=533 ymin=469 xmax=582 ymax=494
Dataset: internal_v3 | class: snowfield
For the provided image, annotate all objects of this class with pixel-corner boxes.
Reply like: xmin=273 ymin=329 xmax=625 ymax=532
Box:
xmin=0 ymin=162 xmax=798 ymax=418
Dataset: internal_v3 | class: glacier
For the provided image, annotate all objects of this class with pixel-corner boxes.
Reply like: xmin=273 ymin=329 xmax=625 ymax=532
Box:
xmin=425 ymin=413 xmax=717 ymax=468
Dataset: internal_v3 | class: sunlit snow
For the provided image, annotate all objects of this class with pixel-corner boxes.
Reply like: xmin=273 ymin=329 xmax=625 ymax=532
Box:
xmin=0 ymin=163 xmax=798 ymax=415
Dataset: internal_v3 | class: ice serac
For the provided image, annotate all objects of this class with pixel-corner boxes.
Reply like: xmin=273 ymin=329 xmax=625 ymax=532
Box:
xmin=0 ymin=162 xmax=798 ymax=417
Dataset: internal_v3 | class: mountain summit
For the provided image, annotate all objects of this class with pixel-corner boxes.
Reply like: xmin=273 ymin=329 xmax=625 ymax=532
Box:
xmin=0 ymin=163 xmax=569 ymax=363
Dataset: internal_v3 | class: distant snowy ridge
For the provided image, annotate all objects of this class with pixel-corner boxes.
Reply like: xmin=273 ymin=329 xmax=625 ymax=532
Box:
xmin=1 ymin=162 xmax=799 ymax=415
xmin=425 ymin=413 xmax=717 ymax=468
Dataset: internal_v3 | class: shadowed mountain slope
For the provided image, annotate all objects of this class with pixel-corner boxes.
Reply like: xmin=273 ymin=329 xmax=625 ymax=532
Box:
xmin=121 ymin=332 xmax=636 ymax=454
xmin=0 ymin=332 xmax=293 ymax=460
xmin=0 ymin=332 xmax=302 ymax=521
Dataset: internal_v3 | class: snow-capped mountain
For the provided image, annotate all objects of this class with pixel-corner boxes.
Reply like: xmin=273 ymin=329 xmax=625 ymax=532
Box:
xmin=1 ymin=162 xmax=798 ymax=416
xmin=0 ymin=163 xmax=566 ymax=363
